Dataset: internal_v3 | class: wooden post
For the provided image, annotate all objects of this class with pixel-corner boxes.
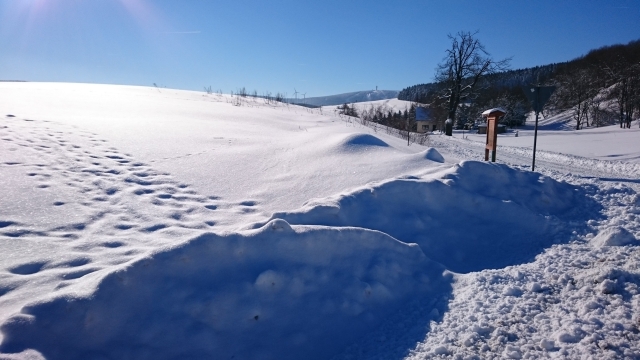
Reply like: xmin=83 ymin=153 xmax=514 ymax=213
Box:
xmin=482 ymin=108 xmax=506 ymax=162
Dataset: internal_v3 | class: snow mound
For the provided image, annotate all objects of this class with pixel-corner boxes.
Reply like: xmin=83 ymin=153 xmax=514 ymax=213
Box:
xmin=416 ymin=148 xmax=445 ymax=163
xmin=260 ymin=161 xmax=597 ymax=273
xmin=591 ymin=226 xmax=638 ymax=247
xmin=0 ymin=220 xmax=450 ymax=360
xmin=440 ymin=161 xmax=582 ymax=216
xmin=337 ymin=133 xmax=389 ymax=149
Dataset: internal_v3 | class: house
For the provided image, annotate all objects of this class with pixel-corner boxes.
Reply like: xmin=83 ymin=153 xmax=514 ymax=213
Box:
xmin=415 ymin=106 xmax=440 ymax=133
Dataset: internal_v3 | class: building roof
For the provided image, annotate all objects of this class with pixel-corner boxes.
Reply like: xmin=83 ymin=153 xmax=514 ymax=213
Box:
xmin=416 ymin=106 xmax=431 ymax=121
xmin=481 ymin=108 xmax=507 ymax=117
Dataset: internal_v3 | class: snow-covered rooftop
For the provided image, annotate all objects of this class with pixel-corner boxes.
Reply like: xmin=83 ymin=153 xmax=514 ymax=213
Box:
xmin=481 ymin=107 xmax=507 ymax=116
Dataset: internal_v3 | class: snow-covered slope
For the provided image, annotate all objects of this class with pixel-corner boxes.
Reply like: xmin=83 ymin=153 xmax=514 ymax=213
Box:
xmin=322 ymin=98 xmax=415 ymax=116
xmin=293 ymin=90 xmax=399 ymax=107
xmin=1 ymin=83 xmax=639 ymax=360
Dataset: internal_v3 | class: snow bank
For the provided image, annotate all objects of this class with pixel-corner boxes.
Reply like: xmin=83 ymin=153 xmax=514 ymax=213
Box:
xmin=0 ymin=220 xmax=450 ymax=360
xmin=259 ymin=161 xmax=599 ymax=273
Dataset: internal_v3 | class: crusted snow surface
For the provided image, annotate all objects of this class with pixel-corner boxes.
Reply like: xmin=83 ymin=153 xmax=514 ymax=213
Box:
xmin=406 ymin=243 xmax=640 ymax=359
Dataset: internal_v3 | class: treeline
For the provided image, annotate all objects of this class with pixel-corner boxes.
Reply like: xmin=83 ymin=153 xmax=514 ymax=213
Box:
xmin=337 ymin=103 xmax=418 ymax=131
xmin=335 ymin=103 xmax=428 ymax=145
xmin=399 ymin=39 xmax=640 ymax=129
xmin=551 ymin=39 xmax=640 ymax=129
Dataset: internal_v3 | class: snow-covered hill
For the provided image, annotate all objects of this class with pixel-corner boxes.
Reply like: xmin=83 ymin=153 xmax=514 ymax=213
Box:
xmin=290 ymin=89 xmax=399 ymax=107
xmin=1 ymin=83 xmax=639 ymax=360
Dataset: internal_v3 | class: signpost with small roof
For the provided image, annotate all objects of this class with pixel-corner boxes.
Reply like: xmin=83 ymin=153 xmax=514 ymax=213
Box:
xmin=482 ymin=108 xmax=506 ymax=162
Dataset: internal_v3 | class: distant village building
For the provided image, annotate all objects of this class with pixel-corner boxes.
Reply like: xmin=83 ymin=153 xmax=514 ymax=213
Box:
xmin=415 ymin=106 xmax=440 ymax=133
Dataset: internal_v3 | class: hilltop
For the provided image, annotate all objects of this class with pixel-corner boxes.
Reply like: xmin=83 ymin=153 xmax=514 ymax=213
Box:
xmin=289 ymin=89 xmax=399 ymax=107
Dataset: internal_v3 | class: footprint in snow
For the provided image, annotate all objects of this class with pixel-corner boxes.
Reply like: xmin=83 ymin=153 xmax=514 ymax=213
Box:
xmin=9 ymin=261 xmax=48 ymax=275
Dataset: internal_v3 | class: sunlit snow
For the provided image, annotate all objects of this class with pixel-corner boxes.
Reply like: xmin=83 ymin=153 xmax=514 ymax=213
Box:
xmin=0 ymin=83 xmax=639 ymax=360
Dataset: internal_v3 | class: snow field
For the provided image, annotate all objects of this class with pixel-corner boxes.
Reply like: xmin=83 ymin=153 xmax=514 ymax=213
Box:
xmin=0 ymin=115 xmax=247 ymax=329
xmin=1 ymin=83 xmax=640 ymax=360
xmin=0 ymin=83 xmax=452 ymax=359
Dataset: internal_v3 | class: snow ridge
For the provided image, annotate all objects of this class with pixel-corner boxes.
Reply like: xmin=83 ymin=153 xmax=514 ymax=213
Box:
xmin=0 ymin=222 xmax=450 ymax=360
xmin=260 ymin=161 xmax=599 ymax=273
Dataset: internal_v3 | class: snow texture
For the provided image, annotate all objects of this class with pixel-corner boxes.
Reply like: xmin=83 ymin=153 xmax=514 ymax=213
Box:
xmin=1 ymin=82 xmax=640 ymax=360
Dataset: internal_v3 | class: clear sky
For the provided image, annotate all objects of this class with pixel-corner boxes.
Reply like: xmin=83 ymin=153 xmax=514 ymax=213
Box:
xmin=1 ymin=0 xmax=639 ymax=97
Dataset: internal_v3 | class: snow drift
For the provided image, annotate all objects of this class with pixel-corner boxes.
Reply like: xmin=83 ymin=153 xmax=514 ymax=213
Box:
xmin=259 ymin=161 xmax=599 ymax=273
xmin=0 ymin=220 xmax=450 ymax=360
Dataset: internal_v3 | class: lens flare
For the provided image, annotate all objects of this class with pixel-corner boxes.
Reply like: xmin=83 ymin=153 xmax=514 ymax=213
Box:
xmin=2 ymin=0 xmax=51 ymax=27
xmin=117 ymin=0 xmax=163 ymax=31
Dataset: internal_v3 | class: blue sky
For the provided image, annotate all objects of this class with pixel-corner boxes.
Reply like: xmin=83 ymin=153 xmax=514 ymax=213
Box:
xmin=1 ymin=0 xmax=639 ymax=97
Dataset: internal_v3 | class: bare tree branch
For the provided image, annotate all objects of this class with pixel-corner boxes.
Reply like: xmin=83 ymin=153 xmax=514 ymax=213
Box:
xmin=434 ymin=31 xmax=511 ymax=128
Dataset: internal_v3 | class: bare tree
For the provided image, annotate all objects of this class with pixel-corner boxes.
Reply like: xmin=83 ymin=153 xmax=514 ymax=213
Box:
xmin=625 ymin=65 xmax=640 ymax=128
xmin=586 ymin=94 xmax=606 ymax=128
xmin=601 ymin=57 xmax=640 ymax=128
xmin=555 ymin=69 xmax=596 ymax=130
xmin=434 ymin=31 xmax=510 ymax=127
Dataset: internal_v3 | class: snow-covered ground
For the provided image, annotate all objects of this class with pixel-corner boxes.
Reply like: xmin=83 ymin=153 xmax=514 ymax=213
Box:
xmin=0 ymin=83 xmax=639 ymax=360
xmin=291 ymin=90 xmax=399 ymax=107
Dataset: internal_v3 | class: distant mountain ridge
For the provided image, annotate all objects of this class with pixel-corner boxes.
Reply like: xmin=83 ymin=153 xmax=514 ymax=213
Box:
xmin=289 ymin=90 xmax=398 ymax=107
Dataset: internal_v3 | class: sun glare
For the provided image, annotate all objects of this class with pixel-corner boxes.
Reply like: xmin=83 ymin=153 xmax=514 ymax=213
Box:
xmin=20 ymin=0 xmax=51 ymax=15
xmin=0 ymin=0 xmax=53 ymax=35
xmin=2 ymin=0 xmax=161 ymax=31
xmin=117 ymin=0 xmax=163 ymax=30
